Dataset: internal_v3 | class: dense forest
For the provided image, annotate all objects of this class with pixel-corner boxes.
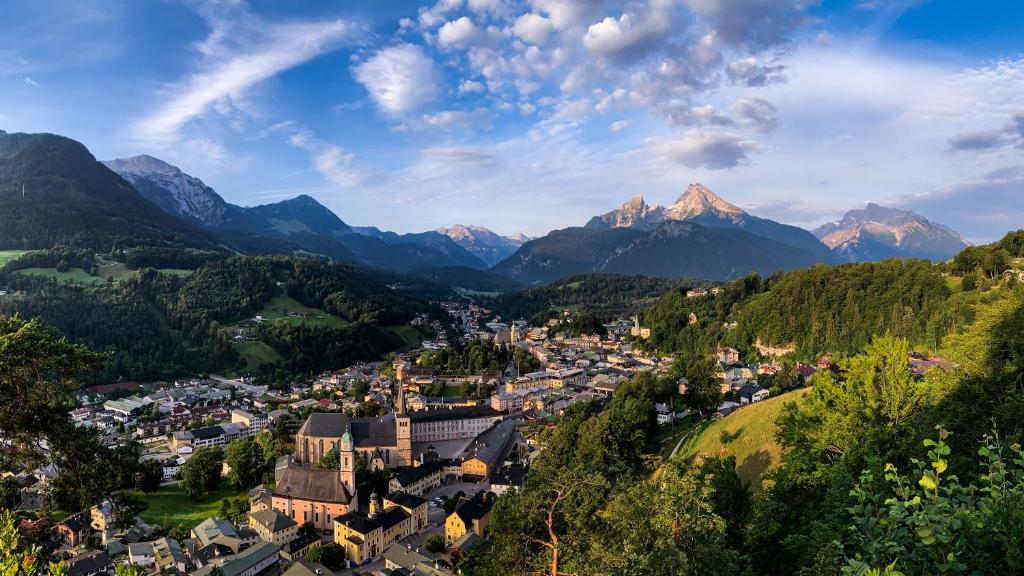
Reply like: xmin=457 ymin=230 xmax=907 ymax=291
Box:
xmin=0 ymin=252 xmax=434 ymax=382
xmin=642 ymin=259 xmax=973 ymax=364
xmin=492 ymin=272 xmax=685 ymax=324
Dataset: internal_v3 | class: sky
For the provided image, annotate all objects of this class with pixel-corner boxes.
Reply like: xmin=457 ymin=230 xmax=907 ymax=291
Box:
xmin=1 ymin=0 xmax=1022 ymax=242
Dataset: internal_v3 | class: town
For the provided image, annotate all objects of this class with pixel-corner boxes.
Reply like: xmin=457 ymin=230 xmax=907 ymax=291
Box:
xmin=3 ymin=289 xmax=860 ymax=576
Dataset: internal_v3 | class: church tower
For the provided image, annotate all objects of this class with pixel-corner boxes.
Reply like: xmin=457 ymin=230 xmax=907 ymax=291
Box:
xmin=339 ymin=424 xmax=356 ymax=497
xmin=395 ymin=379 xmax=406 ymax=415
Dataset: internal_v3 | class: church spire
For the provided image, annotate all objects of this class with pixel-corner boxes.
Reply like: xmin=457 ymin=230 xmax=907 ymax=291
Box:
xmin=396 ymin=379 xmax=406 ymax=415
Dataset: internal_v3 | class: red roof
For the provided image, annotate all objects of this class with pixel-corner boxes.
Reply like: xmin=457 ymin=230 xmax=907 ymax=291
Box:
xmin=89 ymin=382 xmax=141 ymax=394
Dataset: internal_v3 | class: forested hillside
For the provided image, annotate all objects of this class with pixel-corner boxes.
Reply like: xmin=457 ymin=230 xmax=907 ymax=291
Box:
xmin=0 ymin=253 xmax=433 ymax=382
xmin=0 ymin=131 xmax=216 ymax=251
xmin=492 ymin=273 xmax=683 ymax=323
xmin=643 ymin=259 xmax=966 ymax=363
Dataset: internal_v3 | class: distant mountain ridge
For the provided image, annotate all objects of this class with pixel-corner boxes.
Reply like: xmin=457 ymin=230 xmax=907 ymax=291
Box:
xmin=495 ymin=183 xmax=839 ymax=284
xmin=105 ymin=155 xmax=488 ymax=272
xmin=586 ymin=183 xmax=835 ymax=262
xmin=435 ymin=224 xmax=527 ymax=266
xmin=813 ymin=203 xmax=969 ymax=261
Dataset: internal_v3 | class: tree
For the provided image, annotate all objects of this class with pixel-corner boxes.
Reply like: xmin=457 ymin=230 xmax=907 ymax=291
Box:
xmin=226 ymin=438 xmax=263 ymax=490
xmin=254 ymin=429 xmax=278 ymax=470
xmin=180 ymin=447 xmax=224 ymax=499
xmin=349 ymin=380 xmax=369 ymax=400
xmin=0 ymin=315 xmax=103 ymax=471
xmin=109 ymin=492 xmax=148 ymax=530
xmin=137 ymin=459 xmax=163 ymax=494
xmin=425 ymin=534 xmax=446 ymax=553
xmin=0 ymin=510 xmax=67 ymax=576
xmin=683 ymin=356 xmax=721 ymax=415
xmin=317 ymin=450 xmax=339 ymax=470
xmin=0 ymin=478 xmax=19 ymax=510
xmin=305 ymin=542 xmax=346 ymax=569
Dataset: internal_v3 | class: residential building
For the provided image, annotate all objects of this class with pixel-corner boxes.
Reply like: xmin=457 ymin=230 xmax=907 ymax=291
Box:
xmin=65 ymin=551 xmax=112 ymax=576
xmin=192 ymin=540 xmax=280 ymax=576
xmin=444 ymin=491 xmax=494 ymax=547
xmin=247 ymin=509 xmax=298 ymax=547
xmin=54 ymin=511 xmax=90 ymax=548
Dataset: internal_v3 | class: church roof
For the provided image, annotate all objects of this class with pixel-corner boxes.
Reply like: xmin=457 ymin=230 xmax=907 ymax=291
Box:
xmin=298 ymin=413 xmax=397 ymax=447
xmin=273 ymin=466 xmax=354 ymax=504
xmin=404 ymin=405 xmax=502 ymax=423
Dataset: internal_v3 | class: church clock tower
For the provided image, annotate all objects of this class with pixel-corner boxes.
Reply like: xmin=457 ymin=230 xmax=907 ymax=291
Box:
xmin=339 ymin=424 xmax=356 ymax=497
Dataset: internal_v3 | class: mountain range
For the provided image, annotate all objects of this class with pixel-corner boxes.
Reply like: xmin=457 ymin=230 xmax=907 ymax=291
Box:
xmin=812 ymin=203 xmax=970 ymax=261
xmin=0 ymin=132 xmax=215 ymax=251
xmin=103 ymin=155 xmax=524 ymax=272
xmin=0 ymin=130 xmax=974 ymax=287
xmin=494 ymin=184 xmax=841 ymax=284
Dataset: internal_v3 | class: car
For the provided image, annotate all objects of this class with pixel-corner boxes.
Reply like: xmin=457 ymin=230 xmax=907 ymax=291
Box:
xmin=428 ymin=501 xmax=438 ymax=507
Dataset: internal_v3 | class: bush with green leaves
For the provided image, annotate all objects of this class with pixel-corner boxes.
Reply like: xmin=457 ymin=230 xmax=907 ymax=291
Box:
xmin=842 ymin=428 xmax=1024 ymax=575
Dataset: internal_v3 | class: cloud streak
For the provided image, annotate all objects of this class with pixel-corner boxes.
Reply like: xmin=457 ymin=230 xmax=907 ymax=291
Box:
xmin=133 ymin=12 xmax=355 ymax=145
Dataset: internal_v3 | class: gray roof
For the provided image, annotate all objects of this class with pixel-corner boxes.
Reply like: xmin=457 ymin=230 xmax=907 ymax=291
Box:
xmin=192 ymin=517 xmax=238 ymax=547
xmin=249 ymin=509 xmax=297 ymax=533
xmin=282 ymin=560 xmax=332 ymax=576
xmin=381 ymin=543 xmax=437 ymax=569
xmin=298 ymin=412 xmax=397 ymax=447
xmin=461 ymin=418 xmax=517 ymax=467
xmin=273 ymin=466 xmax=354 ymax=504
xmin=192 ymin=541 xmax=279 ymax=576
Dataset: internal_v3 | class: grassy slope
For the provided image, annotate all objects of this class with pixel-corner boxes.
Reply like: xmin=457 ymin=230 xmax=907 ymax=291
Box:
xmin=15 ymin=265 xmax=191 ymax=284
xmin=679 ymin=387 xmax=811 ymax=490
xmin=234 ymin=341 xmax=284 ymax=369
xmin=135 ymin=483 xmax=243 ymax=529
xmin=227 ymin=295 xmax=347 ymax=370
xmin=386 ymin=325 xmax=424 ymax=350
xmin=256 ymin=295 xmax=348 ymax=328
xmin=0 ymin=250 xmax=26 ymax=267
xmin=16 ymin=267 xmax=106 ymax=285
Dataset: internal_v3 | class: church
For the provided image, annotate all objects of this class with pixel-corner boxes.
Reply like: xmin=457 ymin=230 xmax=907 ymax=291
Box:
xmin=272 ymin=382 xmax=505 ymax=531
xmin=272 ymin=425 xmax=359 ymax=531
xmin=293 ymin=383 xmax=504 ymax=469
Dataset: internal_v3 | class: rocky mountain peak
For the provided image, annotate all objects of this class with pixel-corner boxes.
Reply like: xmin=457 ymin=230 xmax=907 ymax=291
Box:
xmin=103 ymin=154 xmax=182 ymax=176
xmin=812 ymin=202 xmax=969 ymax=261
xmin=586 ymin=194 xmax=665 ymax=230
xmin=664 ymin=183 xmax=745 ymax=221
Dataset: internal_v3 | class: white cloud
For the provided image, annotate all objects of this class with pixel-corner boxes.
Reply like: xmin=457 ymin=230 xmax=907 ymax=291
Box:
xmin=649 ymin=131 xmax=758 ymax=169
xmin=512 ymin=13 xmax=554 ymax=45
xmin=420 ymin=108 xmax=496 ymax=130
xmin=725 ymin=56 xmax=786 ymax=86
xmin=418 ymin=0 xmax=463 ymax=28
xmin=354 ymin=44 xmax=439 ymax=116
xmin=458 ymin=79 xmax=487 ymax=94
xmin=438 ymin=16 xmax=479 ymax=49
xmin=22 ymin=76 xmax=40 ymax=87
xmin=468 ymin=0 xmax=504 ymax=13
xmin=609 ymin=119 xmax=630 ymax=132
xmin=685 ymin=0 xmax=820 ymax=49
xmin=288 ymin=126 xmax=362 ymax=187
xmin=732 ymin=97 xmax=779 ymax=132
xmin=583 ymin=0 xmax=675 ymax=61
xmin=133 ymin=14 xmax=354 ymax=145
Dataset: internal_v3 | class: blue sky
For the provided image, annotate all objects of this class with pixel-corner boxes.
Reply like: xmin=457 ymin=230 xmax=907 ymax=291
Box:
xmin=1 ymin=0 xmax=1022 ymax=241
